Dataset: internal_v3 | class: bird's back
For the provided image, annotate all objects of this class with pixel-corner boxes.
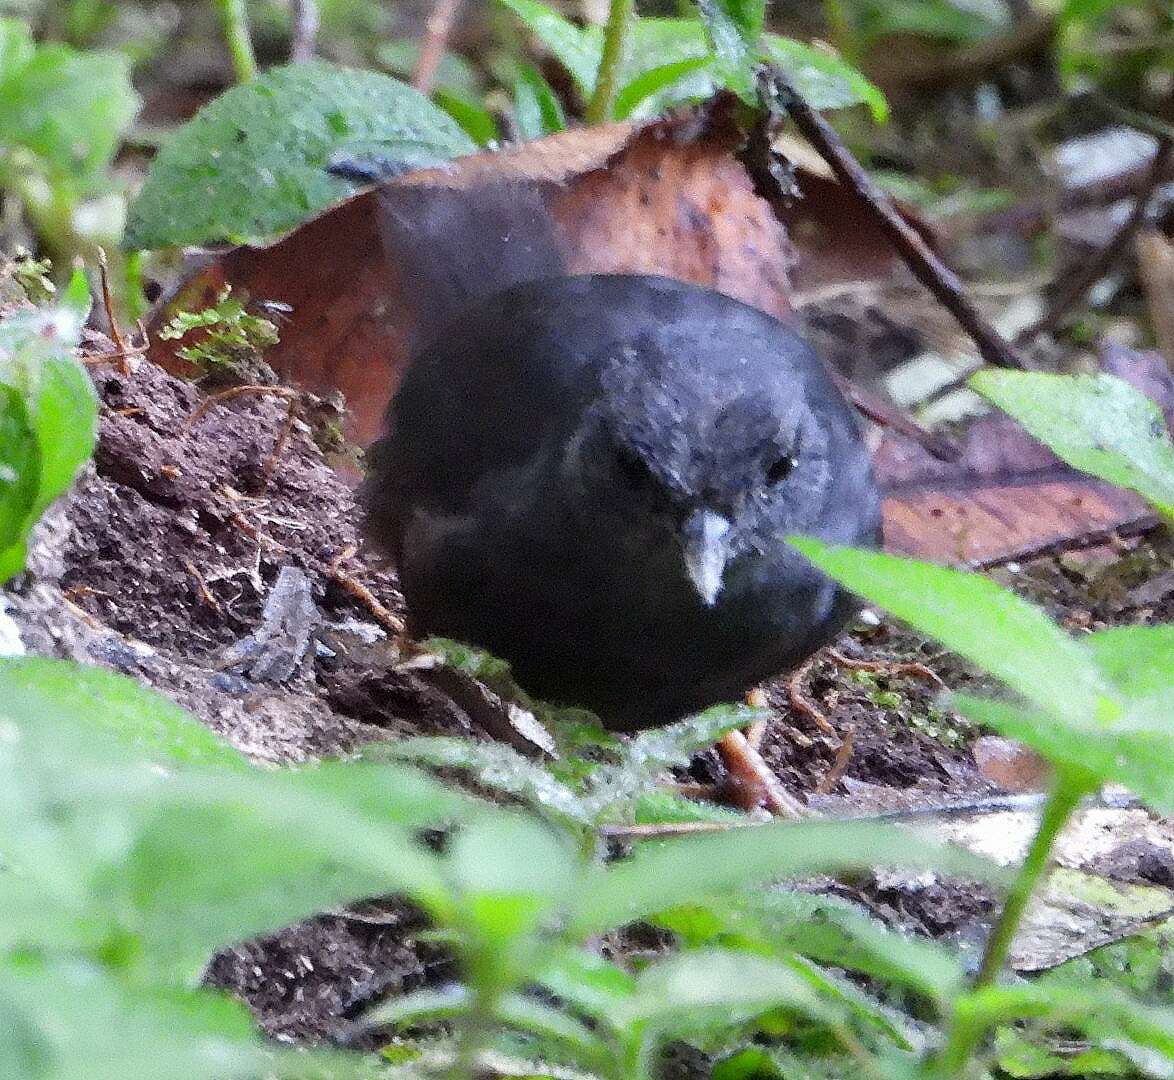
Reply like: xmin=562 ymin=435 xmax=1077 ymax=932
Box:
xmin=364 ymin=274 xmax=880 ymax=725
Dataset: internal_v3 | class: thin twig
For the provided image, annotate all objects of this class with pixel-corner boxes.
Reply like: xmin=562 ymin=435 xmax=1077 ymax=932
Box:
xmin=289 ymin=0 xmax=319 ymax=62
xmin=760 ymin=67 xmax=1031 ymax=374
xmin=1015 ymin=136 xmax=1174 ymax=345
xmin=263 ymin=396 xmax=300 ymax=477
xmin=97 ymin=248 xmax=130 ymax=376
xmin=837 ymin=377 xmax=961 ymax=461
xmin=786 ymin=657 xmax=838 ymax=738
xmin=814 ymin=729 xmax=855 ymax=795
xmin=181 ymin=558 xmax=223 ymax=612
xmin=215 ymin=0 xmax=258 ymax=82
xmin=411 ymin=0 xmax=462 ymax=93
xmin=183 ymin=384 xmax=301 ymax=431
xmin=825 ymin=648 xmax=947 ymax=689
xmin=327 ymin=545 xmax=406 ymax=635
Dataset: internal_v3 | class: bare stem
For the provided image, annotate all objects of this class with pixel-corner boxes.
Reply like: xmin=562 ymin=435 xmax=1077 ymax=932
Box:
xmin=932 ymin=775 xmax=1088 ymax=1077
xmin=586 ymin=0 xmax=635 ymax=125
xmin=215 ymin=0 xmax=258 ymax=83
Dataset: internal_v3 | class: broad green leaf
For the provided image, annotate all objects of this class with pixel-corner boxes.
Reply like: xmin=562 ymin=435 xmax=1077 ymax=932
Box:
xmin=0 ymin=278 xmax=97 ymax=580
xmin=0 ymin=658 xmax=247 ymax=767
xmin=1087 ymin=625 xmax=1174 ymax=700
xmin=495 ymin=0 xmax=600 ymax=95
xmin=378 ymin=736 xmax=590 ymax=826
xmin=0 ymin=18 xmax=34 ymax=77
xmin=963 ymin=981 xmax=1174 ymax=1060
xmin=446 ymin=811 xmax=579 ymax=911
xmin=615 ymin=948 xmax=824 ymax=1031
xmin=853 ymin=0 xmax=1003 ymax=43
xmin=0 ymin=387 xmax=40 ymax=556
xmin=697 ymin=0 xmax=756 ymax=91
xmin=972 ymin=371 xmax=1174 ymax=522
xmin=364 ymin=985 xmax=472 ymax=1028
xmin=102 ymin=759 xmax=461 ymax=978
xmin=950 ymin=692 xmax=1174 ymax=810
xmin=513 ymin=62 xmax=567 ymax=139
xmin=535 ymin=947 xmax=638 ymax=1021
xmin=717 ymin=0 xmax=766 ymax=44
xmin=614 ymin=56 xmax=715 ymax=119
xmin=0 ymin=40 xmax=138 ymax=190
xmin=496 ymin=992 xmax=613 ymax=1064
xmin=659 ymin=889 xmax=963 ymax=1003
xmin=0 ymin=678 xmax=465 ymax=971
xmin=763 ymin=36 xmax=888 ymax=121
xmin=0 ymin=960 xmax=370 ymax=1080
xmin=435 ymin=89 xmax=500 ymax=146
xmin=571 ymin=817 xmax=1003 ymax=937
xmin=125 ymin=61 xmax=475 ymax=248
xmin=790 ymin=539 xmax=1114 ymax=727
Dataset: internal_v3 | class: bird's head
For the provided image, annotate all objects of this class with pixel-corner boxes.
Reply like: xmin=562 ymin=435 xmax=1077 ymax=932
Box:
xmin=562 ymin=330 xmax=839 ymax=607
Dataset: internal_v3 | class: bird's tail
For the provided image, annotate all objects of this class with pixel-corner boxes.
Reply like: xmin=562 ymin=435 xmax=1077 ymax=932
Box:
xmin=375 ymin=180 xmax=567 ymax=352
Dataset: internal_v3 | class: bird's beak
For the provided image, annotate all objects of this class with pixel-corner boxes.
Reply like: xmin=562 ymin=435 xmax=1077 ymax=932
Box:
xmin=681 ymin=509 xmax=732 ymax=607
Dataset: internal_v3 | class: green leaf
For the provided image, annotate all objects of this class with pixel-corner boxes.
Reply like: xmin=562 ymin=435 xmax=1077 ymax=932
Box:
xmin=614 ymin=55 xmax=715 ymax=119
xmin=0 ymin=673 xmax=474 ymax=973
xmin=377 ymin=736 xmax=590 ymax=827
xmin=790 ymin=539 xmax=1114 ymax=727
xmin=446 ymin=811 xmax=579 ymax=913
xmin=495 ymin=0 xmax=600 ymax=96
xmin=0 ymin=960 xmax=371 ymax=1080
xmin=0 ymin=387 xmax=41 ymax=556
xmin=364 ymin=985 xmax=472 ymax=1028
xmin=571 ymin=817 xmax=1003 ymax=937
xmin=125 ymin=61 xmax=475 ymax=249
xmin=697 ymin=0 xmax=756 ymax=89
xmin=658 ymin=889 xmax=963 ymax=1003
xmin=435 ymin=89 xmax=500 ymax=146
xmin=763 ymin=36 xmax=889 ymax=121
xmin=0 ymin=292 xmax=97 ymax=582
xmin=513 ymin=62 xmax=567 ymax=139
xmin=853 ymin=0 xmax=1004 ymax=44
xmin=1087 ymin=625 xmax=1174 ymax=700
xmin=0 ymin=18 xmax=35 ymax=78
xmin=972 ymin=371 xmax=1174 ymax=523
xmin=0 ymin=39 xmax=139 ymax=190
xmin=614 ymin=947 xmax=824 ymax=1031
xmin=0 ymin=658 xmax=247 ymax=767
xmin=964 ymin=981 xmax=1174 ymax=1061
xmin=950 ymin=692 xmax=1174 ymax=811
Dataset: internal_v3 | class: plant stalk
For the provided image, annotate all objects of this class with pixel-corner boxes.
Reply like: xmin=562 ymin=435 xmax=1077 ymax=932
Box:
xmin=215 ymin=0 xmax=258 ymax=83
xmin=932 ymin=776 xmax=1087 ymax=1077
xmin=586 ymin=0 xmax=635 ymax=125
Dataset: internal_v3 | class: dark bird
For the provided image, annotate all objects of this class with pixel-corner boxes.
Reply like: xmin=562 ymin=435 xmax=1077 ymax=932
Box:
xmin=363 ymin=273 xmax=881 ymax=748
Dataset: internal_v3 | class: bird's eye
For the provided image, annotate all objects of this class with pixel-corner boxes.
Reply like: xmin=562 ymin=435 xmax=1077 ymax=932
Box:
xmin=765 ymin=454 xmax=796 ymax=485
xmin=615 ymin=446 xmax=656 ymax=491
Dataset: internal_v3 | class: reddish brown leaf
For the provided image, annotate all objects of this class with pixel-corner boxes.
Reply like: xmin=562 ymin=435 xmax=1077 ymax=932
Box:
xmin=877 ymin=347 xmax=1171 ymax=567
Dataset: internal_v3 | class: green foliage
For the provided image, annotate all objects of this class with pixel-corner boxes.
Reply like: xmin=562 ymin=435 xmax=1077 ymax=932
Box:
xmin=0 ymin=642 xmax=999 ymax=1080
xmin=972 ymin=370 xmax=1174 ymax=525
xmin=381 ymin=703 xmax=765 ymax=830
xmin=0 ymin=270 xmax=97 ymax=582
xmin=496 ymin=0 xmax=886 ymax=121
xmin=125 ymin=61 xmax=476 ymax=249
xmin=158 ymin=285 xmax=280 ymax=371
xmin=838 ymin=0 xmax=1006 ymax=46
xmin=512 ymin=62 xmax=567 ymax=138
xmin=0 ymin=18 xmax=139 ymax=264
